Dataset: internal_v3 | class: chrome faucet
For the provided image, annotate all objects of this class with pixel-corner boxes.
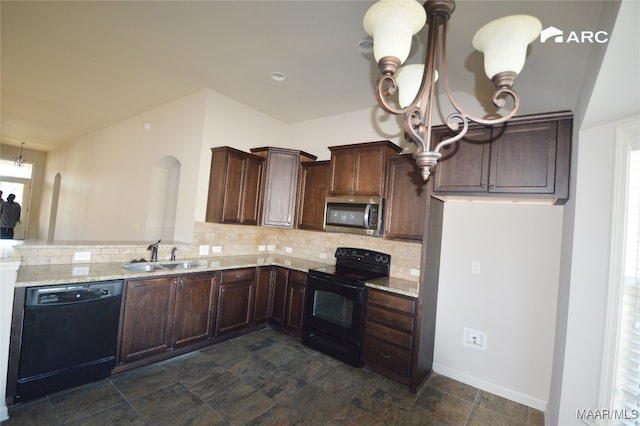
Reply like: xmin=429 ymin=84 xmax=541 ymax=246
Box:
xmin=171 ymin=247 xmax=178 ymax=261
xmin=147 ymin=239 xmax=161 ymax=262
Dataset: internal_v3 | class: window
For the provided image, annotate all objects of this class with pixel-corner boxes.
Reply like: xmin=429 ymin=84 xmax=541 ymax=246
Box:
xmin=614 ymin=144 xmax=640 ymax=423
xmin=0 ymin=159 xmax=32 ymax=179
xmin=601 ymin=119 xmax=640 ymax=425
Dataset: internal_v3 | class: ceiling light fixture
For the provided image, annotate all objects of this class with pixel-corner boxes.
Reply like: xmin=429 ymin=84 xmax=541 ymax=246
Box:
xmin=270 ymin=71 xmax=287 ymax=82
xmin=14 ymin=142 xmax=26 ymax=167
xmin=363 ymin=0 xmax=541 ymax=180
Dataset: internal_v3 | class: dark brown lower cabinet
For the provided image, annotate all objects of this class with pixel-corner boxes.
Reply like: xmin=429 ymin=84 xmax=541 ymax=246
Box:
xmin=118 ymin=272 xmax=216 ymax=365
xmin=173 ymin=273 xmax=217 ymax=348
xmin=270 ymin=267 xmax=290 ymax=327
xmin=119 ymin=276 xmax=176 ymax=364
xmin=363 ymin=288 xmax=417 ymax=389
xmin=255 ymin=267 xmax=273 ymax=324
xmin=263 ymin=267 xmax=306 ymax=338
xmin=284 ymin=270 xmax=307 ymax=337
xmin=215 ymin=268 xmax=256 ymax=337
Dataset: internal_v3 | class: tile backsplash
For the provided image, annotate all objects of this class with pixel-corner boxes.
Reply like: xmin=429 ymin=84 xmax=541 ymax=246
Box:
xmin=193 ymin=222 xmax=422 ymax=281
xmin=13 ymin=222 xmax=422 ymax=281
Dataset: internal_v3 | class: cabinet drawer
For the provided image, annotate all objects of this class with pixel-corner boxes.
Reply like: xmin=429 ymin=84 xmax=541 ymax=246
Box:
xmin=367 ymin=306 xmax=414 ymax=333
xmin=221 ymin=268 xmax=256 ymax=283
xmin=365 ymin=320 xmax=412 ymax=350
xmin=288 ymin=270 xmax=307 ymax=286
xmin=364 ymin=336 xmax=411 ymax=377
xmin=367 ymin=290 xmax=415 ymax=315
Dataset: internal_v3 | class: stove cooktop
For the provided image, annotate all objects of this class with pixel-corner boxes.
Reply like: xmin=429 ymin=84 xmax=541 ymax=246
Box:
xmin=308 ymin=247 xmax=391 ymax=285
xmin=308 ymin=265 xmax=386 ymax=283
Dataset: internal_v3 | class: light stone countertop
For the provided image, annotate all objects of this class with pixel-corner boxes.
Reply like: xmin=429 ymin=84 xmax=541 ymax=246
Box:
xmin=15 ymin=254 xmax=420 ymax=298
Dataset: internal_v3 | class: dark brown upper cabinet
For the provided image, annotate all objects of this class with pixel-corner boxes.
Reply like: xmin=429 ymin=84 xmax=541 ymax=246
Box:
xmin=431 ymin=111 xmax=572 ymax=205
xmin=250 ymin=147 xmax=317 ymax=228
xmin=206 ymin=146 xmax=264 ymax=225
xmin=384 ymin=155 xmax=429 ymax=242
xmin=328 ymin=141 xmax=402 ymax=197
xmin=296 ymin=160 xmax=330 ymax=231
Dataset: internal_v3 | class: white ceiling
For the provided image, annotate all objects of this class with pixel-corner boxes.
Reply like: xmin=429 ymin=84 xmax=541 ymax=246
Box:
xmin=1 ymin=0 xmax=613 ymax=152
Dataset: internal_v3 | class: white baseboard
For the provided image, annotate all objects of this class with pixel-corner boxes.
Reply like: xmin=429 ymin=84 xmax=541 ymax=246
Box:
xmin=432 ymin=363 xmax=547 ymax=412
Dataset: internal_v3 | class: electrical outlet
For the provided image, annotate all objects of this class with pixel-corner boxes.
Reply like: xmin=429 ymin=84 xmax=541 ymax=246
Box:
xmin=199 ymin=245 xmax=209 ymax=256
xmin=267 ymin=245 xmax=275 ymax=251
xmin=285 ymin=247 xmax=292 ymax=254
xmin=471 ymin=261 xmax=481 ymax=274
xmin=72 ymin=266 xmax=90 ymax=276
xmin=73 ymin=252 xmax=91 ymax=262
xmin=211 ymin=246 xmax=222 ymax=253
xmin=258 ymin=245 xmax=266 ymax=252
xmin=410 ymin=268 xmax=420 ymax=277
xmin=463 ymin=327 xmax=487 ymax=351
xmin=319 ymin=253 xmax=327 ymax=259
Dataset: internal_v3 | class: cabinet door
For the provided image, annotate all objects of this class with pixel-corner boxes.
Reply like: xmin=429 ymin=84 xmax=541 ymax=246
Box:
xmin=119 ymin=277 xmax=176 ymax=363
xmin=172 ymin=272 xmax=216 ymax=348
xmin=384 ymin=155 xmax=428 ymax=241
xmin=270 ymin=267 xmax=289 ymax=327
xmin=284 ymin=271 xmax=307 ymax=337
xmin=221 ymin=149 xmax=246 ymax=223
xmin=215 ymin=268 xmax=256 ymax=336
xmin=206 ymin=147 xmax=265 ymax=225
xmin=354 ymin=146 xmax=390 ymax=196
xmin=488 ymin=120 xmax=558 ymax=194
xmin=297 ymin=161 xmax=329 ymax=231
xmin=240 ymin=156 xmax=263 ymax=225
xmin=255 ymin=267 xmax=273 ymax=324
xmin=262 ymin=150 xmax=299 ymax=227
xmin=432 ymin=127 xmax=492 ymax=193
xmin=329 ymin=149 xmax=356 ymax=195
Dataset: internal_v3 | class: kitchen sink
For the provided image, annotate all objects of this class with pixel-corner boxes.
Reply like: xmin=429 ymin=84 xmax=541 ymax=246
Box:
xmin=160 ymin=261 xmax=202 ymax=270
xmin=121 ymin=263 xmax=162 ymax=272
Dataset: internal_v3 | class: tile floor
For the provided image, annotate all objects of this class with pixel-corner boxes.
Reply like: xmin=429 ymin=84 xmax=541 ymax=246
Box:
xmin=2 ymin=328 xmax=545 ymax=425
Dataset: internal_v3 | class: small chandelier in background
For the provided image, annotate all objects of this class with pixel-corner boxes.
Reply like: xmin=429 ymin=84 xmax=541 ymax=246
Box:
xmin=363 ymin=0 xmax=542 ymax=180
xmin=14 ymin=142 xmax=26 ymax=167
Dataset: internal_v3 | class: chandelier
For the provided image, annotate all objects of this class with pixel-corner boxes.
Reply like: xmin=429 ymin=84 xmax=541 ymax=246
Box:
xmin=363 ymin=0 xmax=541 ymax=180
xmin=14 ymin=142 xmax=26 ymax=167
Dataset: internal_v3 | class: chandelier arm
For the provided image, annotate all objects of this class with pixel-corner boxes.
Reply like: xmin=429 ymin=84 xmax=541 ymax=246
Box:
xmin=375 ymin=75 xmax=409 ymax=116
xmin=433 ymin=114 xmax=469 ymax=153
xmin=404 ymin=107 xmax=427 ymax=152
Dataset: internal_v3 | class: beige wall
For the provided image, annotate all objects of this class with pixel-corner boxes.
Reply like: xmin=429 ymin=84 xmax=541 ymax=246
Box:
xmin=43 ymin=91 xmax=209 ymax=242
xmin=435 ymin=202 xmax=563 ymax=410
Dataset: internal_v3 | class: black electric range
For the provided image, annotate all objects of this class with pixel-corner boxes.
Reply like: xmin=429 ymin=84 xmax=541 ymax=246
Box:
xmin=303 ymin=247 xmax=391 ymax=366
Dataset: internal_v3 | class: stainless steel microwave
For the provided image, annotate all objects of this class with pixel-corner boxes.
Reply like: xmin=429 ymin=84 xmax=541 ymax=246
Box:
xmin=324 ymin=196 xmax=384 ymax=237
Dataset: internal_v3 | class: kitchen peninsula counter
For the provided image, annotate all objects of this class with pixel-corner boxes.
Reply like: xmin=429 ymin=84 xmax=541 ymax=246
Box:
xmin=15 ymin=255 xmax=420 ymax=298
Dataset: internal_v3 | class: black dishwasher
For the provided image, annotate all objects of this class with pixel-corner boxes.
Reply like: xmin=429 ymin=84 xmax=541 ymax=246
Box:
xmin=16 ymin=280 xmax=123 ymax=403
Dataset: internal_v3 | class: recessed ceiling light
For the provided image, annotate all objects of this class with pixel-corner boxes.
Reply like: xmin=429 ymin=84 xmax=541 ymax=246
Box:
xmin=356 ymin=39 xmax=373 ymax=54
xmin=271 ymin=71 xmax=286 ymax=82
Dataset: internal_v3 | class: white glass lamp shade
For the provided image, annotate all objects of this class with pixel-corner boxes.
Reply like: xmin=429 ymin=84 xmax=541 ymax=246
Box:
xmin=363 ymin=0 xmax=426 ymax=64
xmin=472 ymin=15 xmax=542 ymax=79
xmin=395 ymin=64 xmax=439 ymax=108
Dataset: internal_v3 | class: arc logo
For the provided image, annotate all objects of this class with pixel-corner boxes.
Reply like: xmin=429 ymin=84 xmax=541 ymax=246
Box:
xmin=540 ymin=25 xmax=609 ymax=44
